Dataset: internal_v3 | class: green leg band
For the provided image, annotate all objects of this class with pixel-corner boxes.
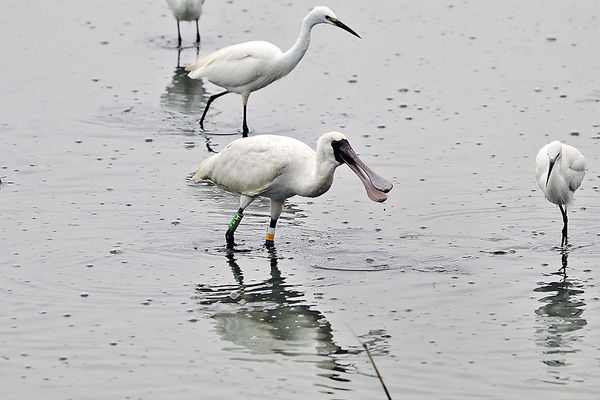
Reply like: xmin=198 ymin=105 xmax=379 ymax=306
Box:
xmin=228 ymin=211 xmax=244 ymax=232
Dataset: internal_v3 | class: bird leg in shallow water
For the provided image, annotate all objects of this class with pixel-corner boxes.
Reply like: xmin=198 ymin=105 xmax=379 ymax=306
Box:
xmin=265 ymin=200 xmax=283 ymax=247
xmin=265 ymin=219 xmax=277 ymax=248
xmin=225 ymin=208 xmax=244 ymax=248
xmin=195 ymin=19 xmax=200 ymax=44
xmin=559 ymin=204 xmax=568 ymax=247
xmin=176 ymin=21 xmax=182 ymax=48
xmin=241 ymin=93 xmax=250 ymax=137
xmin=242 ymin=105 xmax=249 ymax=137
xmin=199 ymin=91 xmax=229 ymax=131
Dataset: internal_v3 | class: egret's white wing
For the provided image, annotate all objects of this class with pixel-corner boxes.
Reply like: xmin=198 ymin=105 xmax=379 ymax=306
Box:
xmin=562 ymin=144 xmax=586 ymax=192
xmin=186 ymin=41 xmax=282 ymax=88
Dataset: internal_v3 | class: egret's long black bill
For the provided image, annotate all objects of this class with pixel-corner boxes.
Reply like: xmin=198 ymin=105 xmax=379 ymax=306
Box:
xmin=331 ymin=19 xmax=361 ymax=38
xmin=332 ymin=139 xmax=393 ymax=202
xmin=546 ymin=159 xmax=555 ymax=186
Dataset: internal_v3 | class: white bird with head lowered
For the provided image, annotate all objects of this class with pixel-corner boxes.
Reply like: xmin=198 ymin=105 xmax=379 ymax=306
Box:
xmin=185 ymin=6 xmax=360 ymax=136
xmin=191 ymin=132 xmax=392 ymax=248
xmin=535 ymin=140 xmax=586 ymax=247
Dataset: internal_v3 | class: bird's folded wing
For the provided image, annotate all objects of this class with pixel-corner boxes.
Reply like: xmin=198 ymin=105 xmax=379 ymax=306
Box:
xmin=567 ymin=156 xmax=586 ymax=191
xmin=209 ymin=140 xmax=292 ymax=196
xmin=186 ymin=41 xmax=280 ymax=87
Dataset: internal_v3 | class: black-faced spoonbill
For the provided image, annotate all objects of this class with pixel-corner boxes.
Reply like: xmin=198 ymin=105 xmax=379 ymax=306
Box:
xmin=535 ymin=140 xmax=586 ymax=246
xmin=166 ymin=0 xmax=205 ymax=47
xmin=185 ymin=6 xmax=360 ymax=136
xmin=191 ymin=132 xmax=392 ymax=248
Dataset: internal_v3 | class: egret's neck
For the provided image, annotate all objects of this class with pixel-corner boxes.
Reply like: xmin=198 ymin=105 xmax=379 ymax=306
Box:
xmin=546 ymin=156 xmax=571 ymax=203
xmin=280 ymin=16 xmax=314 ymax=75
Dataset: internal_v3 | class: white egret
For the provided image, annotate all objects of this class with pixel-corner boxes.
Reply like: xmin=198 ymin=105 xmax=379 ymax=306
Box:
xmin=185 ymin=6 xmax=360 ymax=136
xmin=166 ymin=0 xmax=205 ymax=47
xmin=191 ymin=132 xmax=392 ymax=248
xmin=535 ymin=140 xmax=586 ymax=246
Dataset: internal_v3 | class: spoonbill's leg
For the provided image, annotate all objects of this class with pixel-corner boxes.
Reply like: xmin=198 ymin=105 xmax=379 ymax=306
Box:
xmin=265 ymin=200 xmax=283 ymax=248
xmin=225 ymin=195 xmax=254 ymax=248
xmin=195 ymin=19 xmax=201 ymax=44
xmin=176 ymin=20 xmax=182 ymax=47
xmin=559 ymin=204 xmax=568 ymax=247
xmin=199 ymin=91 xmax=229 ymax=130
xmin=241 ymin=93 xmax=250 ymax=137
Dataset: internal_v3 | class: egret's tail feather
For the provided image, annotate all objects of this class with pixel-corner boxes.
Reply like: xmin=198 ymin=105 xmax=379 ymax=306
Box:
xmin=185 ymin=54 xmax=217 ymax=77
xmin=184 ymin=57 xmax=209 ymax=78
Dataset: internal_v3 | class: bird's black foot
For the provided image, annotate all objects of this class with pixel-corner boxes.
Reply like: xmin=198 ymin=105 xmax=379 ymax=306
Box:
xmin=561 ymin=225 xmax=568 ymax=247
xmin=225 ymin=230 xmax=236 ymax=248
xmin=264 ymin=239 xmax=275 ymax=248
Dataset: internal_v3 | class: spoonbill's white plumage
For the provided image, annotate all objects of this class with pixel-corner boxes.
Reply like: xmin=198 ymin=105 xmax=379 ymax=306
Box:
xmin=166 ymin=0 xmax=205 ymax=47
xmin=185 ymin=6 xmax=360 ymax=136
xmin=535 ymin=140 xmax=586 ymax=246
xmin=191 ymin=132 xmax=392 ymax=248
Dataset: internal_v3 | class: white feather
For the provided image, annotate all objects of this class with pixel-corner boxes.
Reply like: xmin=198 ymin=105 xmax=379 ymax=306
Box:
xmin=166 ymin=0 xmax=205 ymax=21
xmin=536 ymin=140 xmax=586 ymax=205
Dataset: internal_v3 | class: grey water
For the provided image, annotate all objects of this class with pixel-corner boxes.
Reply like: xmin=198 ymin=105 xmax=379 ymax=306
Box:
xmin=1 ymin=0 xmax=599 ymax=399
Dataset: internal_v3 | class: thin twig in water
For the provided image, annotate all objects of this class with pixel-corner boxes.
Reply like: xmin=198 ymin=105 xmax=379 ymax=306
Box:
xmin=362 ymin=341 xmax=392 ymax=400
xmin=346 ymin=324 xmax=392 ymax=400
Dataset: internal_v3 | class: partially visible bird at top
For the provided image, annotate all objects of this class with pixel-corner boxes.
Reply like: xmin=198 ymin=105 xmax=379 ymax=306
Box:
xmin=185 ymin=6 xmax=361 ymax=136
xmin=535 ymin=140 xmax=586 ymax=247
xmin=166 ymin=0 xmax=205 ymax=47
xmin=191 ymin=132 xmax=392 ymax=248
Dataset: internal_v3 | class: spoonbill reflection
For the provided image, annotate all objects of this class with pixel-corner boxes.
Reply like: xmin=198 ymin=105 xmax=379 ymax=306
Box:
xmin=535 ymin=140 xmax=585 ymax=246
xmin=166 ymin=0 xmax=205 ymax=47
xmin=191 ymin=132 xmax=392 ymax=248
xmin=185 ymin=6 xmax=360 ymax=136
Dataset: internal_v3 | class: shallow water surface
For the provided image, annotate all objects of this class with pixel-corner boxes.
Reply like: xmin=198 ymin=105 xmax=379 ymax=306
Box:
xmin=1 ymin=0 xmax=600 ymax=399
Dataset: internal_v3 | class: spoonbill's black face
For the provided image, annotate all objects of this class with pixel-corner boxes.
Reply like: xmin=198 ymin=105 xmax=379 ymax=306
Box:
xmin=325 ymin=15 xmax=361 ymax=38
xmin=331 ymin=139 xmax=393 ymax=202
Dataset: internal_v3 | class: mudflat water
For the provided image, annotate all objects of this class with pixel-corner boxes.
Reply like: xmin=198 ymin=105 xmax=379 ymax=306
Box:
xmin=1 ymin=1 xmax=599 ymax=399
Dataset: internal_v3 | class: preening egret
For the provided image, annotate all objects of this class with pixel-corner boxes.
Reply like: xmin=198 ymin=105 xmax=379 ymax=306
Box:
xmin=166 ymin=0 xmax=205 ymax=47
xmin=535 ymin=140 xmax=586 ymax=246
xmin=185 ymin=6 xmax=360 ymax=136
xmin=191 ymin=132 xmax=392 ymax=248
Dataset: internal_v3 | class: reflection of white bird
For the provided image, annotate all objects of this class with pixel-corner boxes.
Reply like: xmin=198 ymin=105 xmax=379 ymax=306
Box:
xmin=191 ymin=132 xmax=392 ymax=248
xmin=185 ymin=6 xmax=360 ymax=136
xmin=166 ymin=0 xmax=205 ymax=47
xmin=536 ymin=140 xmax=586 ymax=246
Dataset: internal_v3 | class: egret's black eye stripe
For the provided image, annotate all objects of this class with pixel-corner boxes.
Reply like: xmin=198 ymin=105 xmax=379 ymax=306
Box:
xmin=325 ymin=15 xmax=335 ymax=21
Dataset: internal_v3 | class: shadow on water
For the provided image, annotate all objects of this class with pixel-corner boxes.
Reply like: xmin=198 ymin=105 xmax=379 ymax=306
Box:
xmin=159 ymin=50 xmax=208 ymax=139
xmin=534 ymin=249 xmax=587 ymax=381
xmin=160 ymin=57 xmax=205 ymax=117
xmin=195 ymin=249 xmax=355 ymax=389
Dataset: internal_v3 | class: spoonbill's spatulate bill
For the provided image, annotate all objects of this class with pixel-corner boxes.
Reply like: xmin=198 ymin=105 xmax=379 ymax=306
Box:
xmin=535 ymin=140 xmax=586 ymax=246
xmin=191 ymin=132 xmax=392 ymax=248
xmin=185 ymin=6 xmax=360 ymax=136
xmin=166 ymin=0 xmax=205 ymax=47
